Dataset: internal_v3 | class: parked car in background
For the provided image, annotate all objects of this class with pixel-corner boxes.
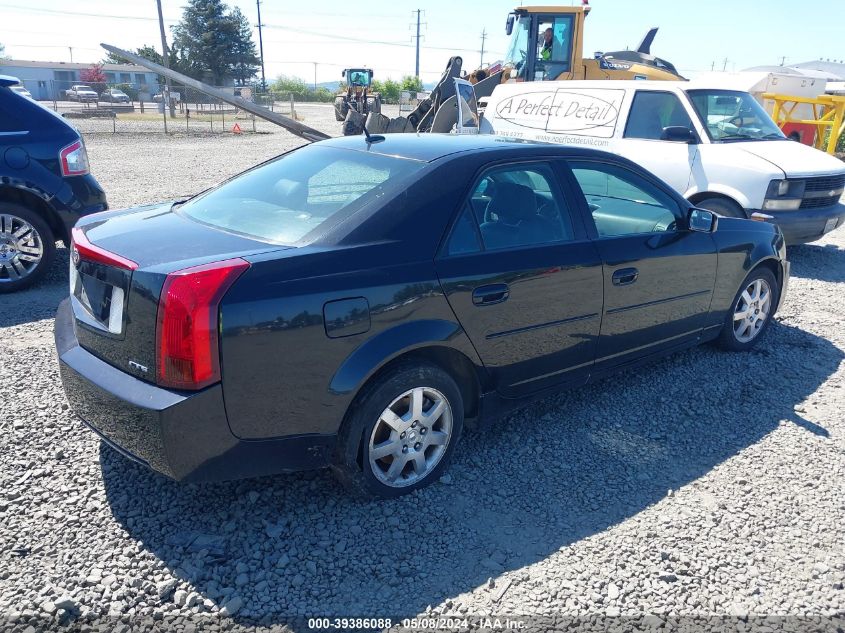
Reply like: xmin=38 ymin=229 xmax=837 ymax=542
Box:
xmin=152 ymin=91 xmax=181 ymax=104
xmin=0 ymin=75 xmax=108 ymax=292
xmin=10 ymin=84 xmax=32 ymax=98
xmin=483 ymin=80 xmax=845 ymax=244
xmin=56 ymin=134 xmax=788 ymax=498
xmin=65 ymin=85 xmax=99 ymax=103
xmin=99 ymin=88 xmax=131 ymax=103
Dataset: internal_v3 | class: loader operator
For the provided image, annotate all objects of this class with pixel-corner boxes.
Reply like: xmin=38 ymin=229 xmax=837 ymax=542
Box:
xmin=540 ymin=28 xmax=554 ymax=61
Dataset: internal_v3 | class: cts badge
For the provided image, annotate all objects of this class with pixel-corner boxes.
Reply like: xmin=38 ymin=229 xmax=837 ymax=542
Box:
xmin=128 ymin=360 xmax=149 ymax=373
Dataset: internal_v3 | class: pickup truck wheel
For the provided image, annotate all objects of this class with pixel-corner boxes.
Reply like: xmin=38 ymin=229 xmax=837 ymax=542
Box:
xmin=695 ymin=197 xmax=746 ymax=218
xmin=332 ymin=363 xmax=464 ymax=499
xmin=717 ymin=267 xmax=779 ymax=351
xmin=0 ymin=203 xmax=55 ymax=293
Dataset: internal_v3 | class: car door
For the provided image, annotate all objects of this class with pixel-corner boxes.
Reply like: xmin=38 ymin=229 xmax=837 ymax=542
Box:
xmin=435 ymin=160 xmax=604 ymax=398
xmin=614 ymin=90 xmax=699 ymax=195
xmin=565 ymin=159 xmax=718 ymax=371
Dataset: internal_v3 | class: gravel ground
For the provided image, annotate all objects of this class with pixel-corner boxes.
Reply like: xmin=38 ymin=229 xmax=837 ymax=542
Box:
xmin=1 ymin=105 xmax=844 ymax=632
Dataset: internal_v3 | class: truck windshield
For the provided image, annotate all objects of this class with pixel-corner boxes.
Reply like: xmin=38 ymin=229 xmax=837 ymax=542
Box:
xmin=686 ymin=89 xmax=786 ymax=142
xmin=504 ymin=15 xmax=531 ymax=76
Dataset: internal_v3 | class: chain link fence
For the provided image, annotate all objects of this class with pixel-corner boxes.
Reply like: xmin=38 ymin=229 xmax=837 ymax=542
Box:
xmin=21 ymin=78 xmax=299 ymax=135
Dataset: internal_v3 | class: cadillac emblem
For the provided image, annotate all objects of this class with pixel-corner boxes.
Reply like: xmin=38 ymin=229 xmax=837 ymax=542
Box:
xmin=71 ymin=247 xmax=80 ymax=266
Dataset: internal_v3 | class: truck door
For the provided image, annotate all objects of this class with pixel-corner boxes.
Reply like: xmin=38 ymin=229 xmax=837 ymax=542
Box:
xmin=615 ymin=90 xmax=699 ymax=196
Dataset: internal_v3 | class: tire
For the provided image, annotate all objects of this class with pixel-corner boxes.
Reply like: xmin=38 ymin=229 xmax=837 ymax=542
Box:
xmin=332 ymin=362 xmax=465 ymax=499
xmin=695 ymin=197 xmax=746 ymax=218
xmin=0 ymin=203 xmax=55 ymax=293
xmin=716 ymin=267 xmax=779 ymax=351
xmin=333 ymin=97 xmax=347 ymax=122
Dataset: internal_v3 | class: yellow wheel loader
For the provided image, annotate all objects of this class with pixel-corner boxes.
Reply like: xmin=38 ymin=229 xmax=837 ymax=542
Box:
xmin=366 ymin=4 xmax=684 ymax=134
xmin=334 ymin=68 xmax=382 ymax=135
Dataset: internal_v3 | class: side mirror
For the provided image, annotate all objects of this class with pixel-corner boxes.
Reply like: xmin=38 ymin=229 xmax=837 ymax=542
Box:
xmin=506 ymin=14 xmax=515 ymax=36
xmin=341 ymin=70 xmax=346 ymax=78
xmin=660 ymin=126 xmax=697 ymax=143
xmin=688 ymin=208 xmax=717 ymax=233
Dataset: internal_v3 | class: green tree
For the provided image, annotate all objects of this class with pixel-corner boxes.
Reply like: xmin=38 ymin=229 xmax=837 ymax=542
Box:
xmin=103 ymin=45 xmax=164 ymax=66
xmin=171 ymin=0 xmax=259 ymax=85
xmin=400 ymin=75 xmax=424 ymax=92
xmin=229 ymin=7 xmax=260 ymax=86
xmin=272 ymin=75 xmax=309 ymax=97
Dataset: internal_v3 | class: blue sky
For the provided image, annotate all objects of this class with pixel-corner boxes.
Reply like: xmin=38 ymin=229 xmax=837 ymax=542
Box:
xmin=1 ymin=0 xmax=843 ymax=83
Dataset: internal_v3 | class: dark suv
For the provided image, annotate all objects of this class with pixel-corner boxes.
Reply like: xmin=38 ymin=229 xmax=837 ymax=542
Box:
xmin=0 ymin=75 xmax=108 ymax=292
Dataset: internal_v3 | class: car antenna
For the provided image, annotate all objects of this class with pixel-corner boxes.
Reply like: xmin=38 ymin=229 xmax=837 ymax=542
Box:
xmin=362 ymin=122 xmax=385 ymax=144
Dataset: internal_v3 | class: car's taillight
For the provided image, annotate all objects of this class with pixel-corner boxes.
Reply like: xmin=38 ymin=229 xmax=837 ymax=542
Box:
xmin=59 ymin=139 xmax=90 ymax=176
xmin=70 ymin=226 xmax=138 ymax=270
xmin=156 ymin=258 xmax=249 ymax=390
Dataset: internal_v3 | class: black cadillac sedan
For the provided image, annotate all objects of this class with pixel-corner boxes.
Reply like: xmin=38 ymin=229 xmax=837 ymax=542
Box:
xmin=55 ymin=134 xmax=789 ymax=499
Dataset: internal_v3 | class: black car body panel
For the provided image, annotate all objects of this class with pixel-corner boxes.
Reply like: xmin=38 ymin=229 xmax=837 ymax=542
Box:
xmin=56 ymin=135 xmax=789 ymax=483
xmin=1 ymin=76 xmax=107 ymax=242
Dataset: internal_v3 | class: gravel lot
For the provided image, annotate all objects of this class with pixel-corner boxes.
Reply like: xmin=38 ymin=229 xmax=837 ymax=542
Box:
xmin=1 ymin=104 xmax=844 ymax=631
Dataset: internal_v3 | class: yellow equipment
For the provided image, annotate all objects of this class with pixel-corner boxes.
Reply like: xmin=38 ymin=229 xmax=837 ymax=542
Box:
xmin=498 ymin=5 xmax=683 ymax=84
xmin=764 ymin=92 xmax=845 ymax=155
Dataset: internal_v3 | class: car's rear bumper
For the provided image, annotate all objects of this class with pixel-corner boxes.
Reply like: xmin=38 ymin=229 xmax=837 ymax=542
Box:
xmin=757 ymin=201 xmax=845 ymax=244
xmin=55 ymin=299 xmax=334 ymax=482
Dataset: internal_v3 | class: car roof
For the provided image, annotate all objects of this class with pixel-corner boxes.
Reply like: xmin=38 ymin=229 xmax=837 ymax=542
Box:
xmin=317 ymin=133 xmax=612 ymax=162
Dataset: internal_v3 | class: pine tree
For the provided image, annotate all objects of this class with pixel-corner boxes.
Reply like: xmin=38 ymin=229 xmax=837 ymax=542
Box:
xmin=229 ymin=7 xmax=260 ymax=86
xmin=170 ymin=0 xmax=259 ymax=86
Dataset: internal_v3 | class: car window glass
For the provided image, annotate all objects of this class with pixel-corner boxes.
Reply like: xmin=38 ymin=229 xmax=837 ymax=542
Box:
xmin=624 ymin=91 xmax=693 ymax=140
xmin=473 ymin=163 xmax=574 ymax=250
xmin=535 ymin=15 xmax=573 ymax=80
xmin=570 ymin=162 xmax=681 ymax=237
xmin=446 ymin=206 xmax=482 ymax=256
xmin=179 ymin=146 xmax=424 ymax=244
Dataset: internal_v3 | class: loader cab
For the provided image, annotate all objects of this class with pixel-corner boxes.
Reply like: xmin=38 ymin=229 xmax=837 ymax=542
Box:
xmin=503 ymin=6 xmax=587 ymax=82
xmin=342 ymin=69 xmax=373 ymax=88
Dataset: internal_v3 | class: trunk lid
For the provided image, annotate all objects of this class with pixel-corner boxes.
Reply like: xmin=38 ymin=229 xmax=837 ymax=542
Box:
xmin=71 ymin=202 xmax=283 ymax=384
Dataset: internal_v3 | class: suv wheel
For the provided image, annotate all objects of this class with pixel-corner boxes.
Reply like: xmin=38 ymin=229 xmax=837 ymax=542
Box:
xmin=333 ymin=363 xmax=464 ymax=499
xmin=0 ymin=203 xmax=55 ymax=293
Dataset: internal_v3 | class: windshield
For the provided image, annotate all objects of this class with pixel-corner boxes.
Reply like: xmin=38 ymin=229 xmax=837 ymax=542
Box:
xmin=686 ymin=89 xmax=785 ymax=142
xmin=179 ymin=145 xmax=425 ymax=244
xmin=504 ymin=14 xmax=530 ymax=73
xmin=347 ymin=70 xmax=370 ymax=86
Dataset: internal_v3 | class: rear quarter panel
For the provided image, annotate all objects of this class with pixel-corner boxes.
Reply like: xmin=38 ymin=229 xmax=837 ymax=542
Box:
xmin=219 ymin=244 xmax=483 ymax=440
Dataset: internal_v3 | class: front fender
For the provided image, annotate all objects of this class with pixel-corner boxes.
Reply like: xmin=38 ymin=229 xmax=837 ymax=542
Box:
xmin=329 ymin=319 xmax=481 ymax=395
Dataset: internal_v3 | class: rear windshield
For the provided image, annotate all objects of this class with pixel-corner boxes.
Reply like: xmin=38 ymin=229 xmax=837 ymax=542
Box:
xmin=178 ymin=145 xmax=425 ymax=244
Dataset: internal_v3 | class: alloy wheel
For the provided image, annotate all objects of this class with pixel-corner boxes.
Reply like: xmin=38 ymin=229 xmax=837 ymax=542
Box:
xmin=733 ymin=277 xmax=772 ymax=343
xmin=368 ymin=386 xmax=453 ymax=488
xmin=0 ymin=214 xmax=44 ymax=284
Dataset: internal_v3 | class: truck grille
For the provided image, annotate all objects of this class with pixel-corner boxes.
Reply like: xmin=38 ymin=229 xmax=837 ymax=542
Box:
xmin=800 ymin=174 xmax=845 ymax=209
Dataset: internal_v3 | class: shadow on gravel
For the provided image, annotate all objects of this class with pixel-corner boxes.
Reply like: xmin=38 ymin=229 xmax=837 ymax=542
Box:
xmin=0 ymin=246 xmax=68 ymax=328
xmin=787 ymin=243 xmax=845 ymax=283
xmin=100 ymin=320 xmax=841 ymax=628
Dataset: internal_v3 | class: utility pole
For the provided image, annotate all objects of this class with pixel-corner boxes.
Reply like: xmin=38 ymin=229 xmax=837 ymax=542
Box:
xmin=778 ymin=55 xmax=786 ymax=66
xmin=415 ymin=9 xmax=422 ymax=78
xmin=156 ymin=0 xmax=176 ymax=120
xmin=722 ymin=57 xmax=729 ymax=71
xmin=256 ymin=0 xmax=266 ymax=91
xmin=312 ymin=62 xmax=317 ymax=91
xmin=480 ymin=29 xmax=487 ymax=67
xmin=68 ymin=47 xmax=73 ymax=63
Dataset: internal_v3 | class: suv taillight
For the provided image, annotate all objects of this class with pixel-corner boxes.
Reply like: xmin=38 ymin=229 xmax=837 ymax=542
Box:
xmin=156 ymin=258 xmax=249 ymax=390
xmin=59 ymin=139 xmax=90 ymax=176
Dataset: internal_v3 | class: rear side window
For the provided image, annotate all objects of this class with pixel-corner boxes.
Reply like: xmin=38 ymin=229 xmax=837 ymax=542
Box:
xmin=179 ymin=145 xmax=425 ymax=244
xmin=624 ymin=91 xmax=693 ymax=140
xmin=469 ymin=163 xmax=575 ymax=251
xmin=0 ymin=102 xmax=26 ymax=133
